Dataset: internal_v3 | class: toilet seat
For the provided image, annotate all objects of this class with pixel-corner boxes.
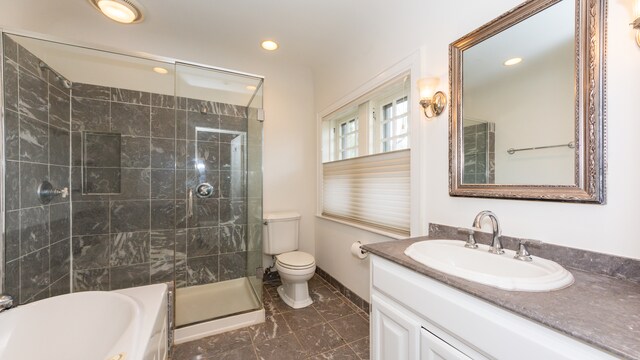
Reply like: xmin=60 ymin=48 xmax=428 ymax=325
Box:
xmin=276 ymin=251 xmax=315 ymax=269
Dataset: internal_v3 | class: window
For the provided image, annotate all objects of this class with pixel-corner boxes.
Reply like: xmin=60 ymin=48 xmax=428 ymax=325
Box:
xmin=321 ymin=74 xmax=411 ymax=235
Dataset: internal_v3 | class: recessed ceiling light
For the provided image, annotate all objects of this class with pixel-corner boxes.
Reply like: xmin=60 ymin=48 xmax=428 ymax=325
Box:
xmin=261 ymin=40 xmax=279 ymax=51
xmin=90 ymin=0 xmax=143 ymax=24
xmin=246 ymin=85 xmax=257 ymax=91
xmin=503 ymin=57 xmax=523 ymax=66
xmin=153 ymin=67 xmax=168 ymax=74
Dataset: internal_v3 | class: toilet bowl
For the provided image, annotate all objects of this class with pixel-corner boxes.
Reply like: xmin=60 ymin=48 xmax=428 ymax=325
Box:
xmin=274 ymin=251 xmax=316 ymax=309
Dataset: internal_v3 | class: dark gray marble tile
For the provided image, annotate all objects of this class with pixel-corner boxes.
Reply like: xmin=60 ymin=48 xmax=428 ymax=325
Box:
xmin=175 ymin=109 xmax=187 ymax=139
xmin=4 ymin=109 xmax=19 ymax=160
xmin=297 ymin=323 xmax=346 ymax=358
xmin=348 ymin=337 xmax=369 ymax=360
xmin=83 ymin=132 xmax=121 ymax=167
xmin=151 ymin=200 xmax=176 ymax=230
xmin=110 ymin=231 xmax=150 ymax=266
xmin=219 ymin=142 xmax=243 ymax=170
xmin=121 ymin=136 xmax=150 ymax=168
xmin=150 ymin=230 xmax=175 ymax=283
xmin=110 ymin=200 xmax=150 ymax=233
xmin=110 ymin=168 xmax=149 ymax=199
xmin=220 ymin=114 xmax=247 ymax=132
xmin=5 ymin=210 xmax=20 ymax=262
xmin=151 ymin=93 xmax=175 ymax=109
xmin=220 ymin=171 xmax=245 ymax=199
xmin=151 ymin=107 xmax=175 ymax=138
xmin=71 ymin=201 xmax=110 ymax=235
xmin=17 ymin=45 xmax=45 ymax=78
xmin=72 ymin=83 xmax=110 ymax=100
xmin=4 ymin=34 xmax=18 ymax=62
xmin=253 ymin=332 xmax=306 ymax=360
xmin=186 ymin=99 xmax=214 ymax=115
xmin=312 ymin=287 xmax=355 ymax=322
xmin=50 ymin=238 xmax=71 ymax=282
xmin=189 ymin=197 xmax=219 ymax=228
xmin=84 ymin=167 xmax=121 ymax=194
xmin=176 ymin=97 xmax=187 ymax=110
xmin=187 ymin=141 xmax=218 ymax=172
xmin=19 ymin=162 xmax=50 ymax=208
xmin=4 ymin=259 xmax=20 ymax=301
xmin=111 ymin=88 xmax=150 ymax=105
xmin=219 ymin=199 xmax=246 ymax=226
xmin=184 ymin=169 xmax=219 ymax=200
xmin=47 ymin=70 xmax=71 ymax=93
xmin=20 ymin=247 xmax=50 ymax=302
xmin=151 ymin=169 xmax=175 ymax=199
xmin=73 ymin=268 xmax=109 ymax=291
xmin=151 ymin=138 xmax=176 ymax=169
xmin=249 ymin=314 xmax=292 ymax=344
xmin=71 ymin=131 xmax=82 ymax=166
xmin=176 ymin=140 xmax=187 ymax=169
xmin=49 ymin=85 xmax=71 ymax=129
xmin=187 ymin=111 xmax=219 ymax=140
xmin=282 ymin=307 xmax=325 ymax=331
xmin=111 ymin=102 xmax=150 ymax=136
xmin=72 ymin=234 xmax=109 ymax=270
xmin=20 ymin=115 xmax=49 ymax=163
xmin=50 ymin=275 xmax=71 ymax=297
xmin=49 ymin=202 xmax=70 ymax=243
xmin=4 ymin=59 xmax=19 ymax=114
xmin=70 ymin=166 xmax=110 ymax=202
xmin=219 ymin=252 xmax=246 ymax=281
xmin=48 ymin=166 xmax=70 ymax=205
xmin=5 ymin=160 xmax=20 ymax=210
xmin=20 ymin=206 xmax=50 ymax=255
xmin=175 ymin=200 xmax=188 ymax=229
xmin=219 ymin=225 xmax=246 ymax=253
xmin=175 ymin=253 xmax=188 ymax=288
xmin=173 ymin=328 xmax=253 ymax=359
xmin=71 ymin=97 xmax=110 ymax=132
xmin=187 ymin=255 xmax=218 ymax=286
xmin=329 ymin=314 xmax=369 ymax=343
xmin=49 ymin=125 xmax=70 ymax=166
xmin=186 ymin=227 xmax=218 ymax=257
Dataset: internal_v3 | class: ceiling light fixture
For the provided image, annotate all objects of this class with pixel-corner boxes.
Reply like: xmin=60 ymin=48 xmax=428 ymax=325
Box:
xmin=246 ymin=85 xmax=257 ymax=91
xmin=261 ymin=40 xmax=279 ymax=51
xmin=90 ymin=0 xmax=143 ymax=24
xmin=503 ymin=57 xmax=523 ymax=66
xmin=153 ymin=67 xmax=168 ymax=74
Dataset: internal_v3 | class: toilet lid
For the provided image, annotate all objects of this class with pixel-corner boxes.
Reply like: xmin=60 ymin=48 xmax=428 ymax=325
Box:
xmin=277 ymin=251 xmax=315 ymax=268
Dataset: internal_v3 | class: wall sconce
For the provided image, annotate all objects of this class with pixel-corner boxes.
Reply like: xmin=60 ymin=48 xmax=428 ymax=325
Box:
xmin=633 ymin=0 xmax=640 ymax=47
xmin=418 ymin=77 xmax=447 ymax=118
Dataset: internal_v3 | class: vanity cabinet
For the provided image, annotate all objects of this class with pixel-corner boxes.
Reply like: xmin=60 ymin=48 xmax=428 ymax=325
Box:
xmin=370 ymin=255 xmax=617 ymax=360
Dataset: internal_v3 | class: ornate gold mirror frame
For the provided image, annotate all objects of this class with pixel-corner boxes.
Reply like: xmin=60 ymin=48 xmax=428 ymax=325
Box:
xmin=449 ymin=0 xmax=606 ymax=203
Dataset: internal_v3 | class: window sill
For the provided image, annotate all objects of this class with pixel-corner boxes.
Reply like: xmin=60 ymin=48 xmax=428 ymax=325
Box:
xmin=315 ymin=214 xmax=409 ymax=240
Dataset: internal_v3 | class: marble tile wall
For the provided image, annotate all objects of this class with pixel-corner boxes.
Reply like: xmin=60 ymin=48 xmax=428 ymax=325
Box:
xmin=463 ymin=122 xmax=495 ymax=184
xmin=3 ymin=35 xmax=72 ymax=304
xmin=68 ymin=81 xmax=250 ymax=291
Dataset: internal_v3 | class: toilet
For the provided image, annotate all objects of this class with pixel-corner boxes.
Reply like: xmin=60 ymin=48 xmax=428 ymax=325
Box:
xmin=263 ymin=212 xmax=316 ymax=309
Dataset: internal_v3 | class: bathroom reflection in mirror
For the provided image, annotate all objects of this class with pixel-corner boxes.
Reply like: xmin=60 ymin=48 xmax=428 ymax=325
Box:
xmin=450 ymin=0 xmax=606 ymax=203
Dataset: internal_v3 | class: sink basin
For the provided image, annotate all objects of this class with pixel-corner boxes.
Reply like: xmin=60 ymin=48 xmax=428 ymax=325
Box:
xmin=404 ymin=240 xmax=574 ymax=291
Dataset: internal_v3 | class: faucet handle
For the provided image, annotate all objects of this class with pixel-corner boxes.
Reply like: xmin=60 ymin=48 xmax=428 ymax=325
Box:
xmin=457 ymin=228 xmax=478 ymax=249
xmin=514 ymin=241 xmax=533 ymax=262
xmin=0 ymin=294 xmax=14 ymax=311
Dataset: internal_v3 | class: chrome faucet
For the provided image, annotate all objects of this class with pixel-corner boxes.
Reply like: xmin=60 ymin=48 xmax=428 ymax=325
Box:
xmin=0 ymin=294 xmax=14 ymax=313
xmin=472 ymin=210 xmax=504 ymax=254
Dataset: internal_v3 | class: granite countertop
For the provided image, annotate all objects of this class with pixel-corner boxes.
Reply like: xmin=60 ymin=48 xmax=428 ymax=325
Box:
xmin=363 ymin=234 xmax=640 ymax=359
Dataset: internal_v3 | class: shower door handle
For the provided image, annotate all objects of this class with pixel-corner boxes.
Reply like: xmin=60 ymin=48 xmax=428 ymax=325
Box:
xmin=187 ymin=188 xmax=194 ymax=218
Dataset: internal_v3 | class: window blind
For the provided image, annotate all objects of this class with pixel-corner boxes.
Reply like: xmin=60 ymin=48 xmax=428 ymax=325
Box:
xmin=322 ymin=149 xmax=410 ymax=235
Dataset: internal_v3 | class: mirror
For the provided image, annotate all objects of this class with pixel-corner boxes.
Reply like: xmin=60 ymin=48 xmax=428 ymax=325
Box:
xmin=449 ymin=0 xmax=606 ymax=203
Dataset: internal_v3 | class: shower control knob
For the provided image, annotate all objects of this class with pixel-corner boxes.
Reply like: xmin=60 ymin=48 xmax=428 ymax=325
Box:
xmin=195 ymin=183 xmax=214 ymax=198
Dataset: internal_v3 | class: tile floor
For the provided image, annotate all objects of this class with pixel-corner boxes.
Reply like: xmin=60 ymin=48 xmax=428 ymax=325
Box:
xmin=173 ymin=274 xmax=370 ymax=360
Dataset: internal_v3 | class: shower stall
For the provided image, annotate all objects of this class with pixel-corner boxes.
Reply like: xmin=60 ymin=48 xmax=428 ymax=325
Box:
xmin=0 ymin=31 xmax=264 ymax=338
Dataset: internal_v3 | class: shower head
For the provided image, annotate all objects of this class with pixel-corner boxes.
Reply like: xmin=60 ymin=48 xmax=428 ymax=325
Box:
xmin=39 ymin=61 xmax=72 ymax=89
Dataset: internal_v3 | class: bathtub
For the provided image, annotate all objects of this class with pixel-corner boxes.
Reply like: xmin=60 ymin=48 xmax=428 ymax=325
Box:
xmin=0 ymin=283 xmax=168 ymax=360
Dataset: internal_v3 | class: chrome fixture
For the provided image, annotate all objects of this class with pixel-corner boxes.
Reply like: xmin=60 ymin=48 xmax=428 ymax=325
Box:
xmin=507 ymin=141 xmax=575 ymax=155
xmin=514 ymin=241 xmax=533 ymax=262
xmin=195 ymin=183 xmax=214 ymax=198
xmin=39 ymin=61 xmax=72 ymax=89
xmin=472 ymin=210 xmax=503 ymax=254
xmin=37 ymin=180 xmax=69 ymax=205
xmin=0 ymin=294 xmax=14 ymax=312
xmin=457 ymin=227 xmax=478 ymax=249
xmin=418 ymin=77 xmax=447 ymax=118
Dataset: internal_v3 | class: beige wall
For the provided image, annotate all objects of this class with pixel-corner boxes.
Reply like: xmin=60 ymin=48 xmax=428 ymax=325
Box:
xmin=315 ymin=0 xmax=640 ymax=301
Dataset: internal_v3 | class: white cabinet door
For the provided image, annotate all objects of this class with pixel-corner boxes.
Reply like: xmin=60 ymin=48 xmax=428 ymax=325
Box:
xmin=371 ymin=293 xmax=421 ymax=360
xmin=420 ymin=327 xmax=471 ymax=360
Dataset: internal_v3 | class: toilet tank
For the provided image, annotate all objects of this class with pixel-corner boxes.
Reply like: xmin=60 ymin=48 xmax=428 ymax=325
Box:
xmin=263 ymin=212 xmax=301 ymax=255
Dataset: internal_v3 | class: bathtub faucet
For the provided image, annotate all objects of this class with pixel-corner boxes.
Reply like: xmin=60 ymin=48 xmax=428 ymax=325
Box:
xmin=0 ymin=294 xmax=14 ymax=312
